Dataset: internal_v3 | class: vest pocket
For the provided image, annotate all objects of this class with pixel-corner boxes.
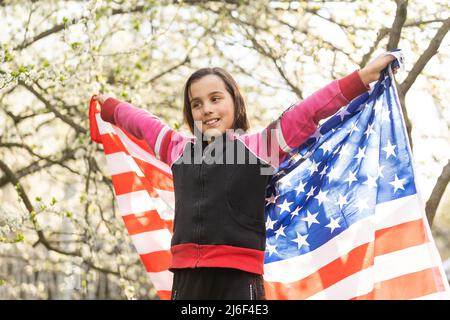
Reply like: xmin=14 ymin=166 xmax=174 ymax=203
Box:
xmin=226 ymin=197 xmax=263 ymax=233
xmin=225 ymin=165 xmax=266 ymax=233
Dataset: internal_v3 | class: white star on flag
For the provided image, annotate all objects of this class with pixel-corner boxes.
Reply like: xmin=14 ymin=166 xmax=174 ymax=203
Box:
xmin=277 ymin=199 xmax=293 ymax=214
xmin=390 ymin=174 xmax=406 ymax=193
xmin=292 ymin=232 xmax=309 ymax=249
xmin=265 ymin=193 xmax=279 ymax=206
xmin=364 ymin=174 xmax=378 ymax=188
xmin=290 ymin=206 xmax=301 ymax=219
xmin=336 ymin=193 xmax=349 ymax=210
xmin=364 ymin=123 xmax=376 ymax=138
xmin=319 ymin=165 xmax=328 ymax=178
xmin=301 ymin=210 xmax=320 ymax=228
xmin=274 ymin=224 xmax=287 ymax=239
xmin=308 ymin=160 xmax=319 ymax=175
xmin=294 ymin=180 xmax=306 ymax=195
xmin=326 ymin=216 xmax=341 ymax=233
xmin=305 ymin=186 xmax=317 ymax=200
xmin=266 ymin=242 xmax=278 ymax=257
xmin=354 ymin=146 xmax=367 ymax=162
xmin=265 ymin=216 xmax=277 ymax=230
xmin=336 ymin=107 xmax=351 ymax=121
xmin=344 ymin=170 xmax=358 ymax=186
xmin=314 ymin=189 xmax=330 ymax=206
xmin=382 ymin=140 xmax=397 ymax=159
xmin=349 ymin=122 xmax=360 ymax=134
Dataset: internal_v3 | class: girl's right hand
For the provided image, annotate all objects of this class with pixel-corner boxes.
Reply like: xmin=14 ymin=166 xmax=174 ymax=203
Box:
xmin=94 ymin=93 xmax=114 ymax=105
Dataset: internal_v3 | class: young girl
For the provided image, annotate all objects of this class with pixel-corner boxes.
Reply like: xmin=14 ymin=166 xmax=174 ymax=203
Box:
xmin=95 ymin=54 xmax=397 ymax=300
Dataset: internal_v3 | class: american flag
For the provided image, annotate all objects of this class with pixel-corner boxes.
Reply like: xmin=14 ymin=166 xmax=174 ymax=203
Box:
xmin=263 ymin=65 xmax=450 ymax=299
xmin=89 ymin=63 xmax=449 ymax=300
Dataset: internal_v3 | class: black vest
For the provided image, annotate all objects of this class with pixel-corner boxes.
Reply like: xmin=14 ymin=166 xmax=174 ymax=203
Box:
xmin=170 ymin=132 xmax=273 ymax=251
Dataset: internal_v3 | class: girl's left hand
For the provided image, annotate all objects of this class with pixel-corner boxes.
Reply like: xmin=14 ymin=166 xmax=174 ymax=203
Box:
xmin=358 ymin=54 xmax=399 ymax=85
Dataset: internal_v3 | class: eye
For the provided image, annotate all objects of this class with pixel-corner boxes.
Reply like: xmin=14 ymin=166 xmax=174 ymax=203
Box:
xmin=192 ymin=102 xmax=201 ymax=108
xmin=212 ymin=96 xmax=221 ymax=102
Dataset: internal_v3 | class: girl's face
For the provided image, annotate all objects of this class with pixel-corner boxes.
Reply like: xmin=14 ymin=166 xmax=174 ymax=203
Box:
xmin=189 ymin=74 xmax=235 ymax=138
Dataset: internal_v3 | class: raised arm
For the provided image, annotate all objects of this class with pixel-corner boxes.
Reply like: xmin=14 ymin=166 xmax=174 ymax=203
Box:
xmin=272 ymin=53 xmax=398 ymax=159
xmin=238 ymin=71 xmax=368 ymax=169
xmin=276 ymin=70 xmax=369 ymax=153
xmin=98 ymin=96 xmax=191 ymax=166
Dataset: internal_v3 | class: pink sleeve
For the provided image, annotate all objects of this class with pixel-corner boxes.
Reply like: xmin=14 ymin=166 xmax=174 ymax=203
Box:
xmin=100 ymin=97 xmax=190 ymax=166
xmin=239 ymin=71 xmax=369 ymax=169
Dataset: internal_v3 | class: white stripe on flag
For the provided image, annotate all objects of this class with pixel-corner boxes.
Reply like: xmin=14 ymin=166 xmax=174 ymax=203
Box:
xmin=130 ymin=229 xmax=172 ymax=254
xmin=96 ymin=114 xmax=115 ymax=135
xmin=116 ymin=190 xmax=174 ymax=220
xmin=147 ymin=270 xmax=173 ymax=291
xmin=306 ymin=242 xmax=439 ymax=300
xmin=116 ymin=190 xmax=154 ymax=215
xmin=374 ymin=193 xmax=424 ymax=229
xmin=264 ymin=194 xmax=423 ymax=283
xmin=374 ymin=242 xmax=440 ymax=283
xmin=154 ymin=188 xmax=175 ymax=211
xmin=412 ymin=291 xmax=450 ymax=300
xmin=106 ymin=152 xmax=144 ymax=177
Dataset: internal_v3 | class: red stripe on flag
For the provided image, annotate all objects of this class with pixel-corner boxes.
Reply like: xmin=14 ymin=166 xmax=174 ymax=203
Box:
xmin=374 ymin=218 xmax=428 ymax=256
xmin=352 ymin=267 xmax=444 ymax=300
xmin=112 ymin=171 xmax=173 ymax=196
xmin=100 ymin=132 xmax=131 ymax=155
xmin=264 ymin=218 xmax=430 ymax=300
xmin=134 ymin=157 xmax=174 ymax=185
xmin=123 ymin=211 xmax=163 ymax=234
xmin=157 ymin=290 xmax=172 ymax=300
xmin=140 ymin=250 xmax=172 ymax=273
xmin=112 ymin=172 xmax=147 ymax=195
xmin=123 ymin=210 xmax=172 ymax=235
xmin=89 ymin=97 xmax=102 ymax=143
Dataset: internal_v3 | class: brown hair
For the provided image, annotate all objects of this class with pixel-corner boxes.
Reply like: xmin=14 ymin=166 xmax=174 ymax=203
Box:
xmin=183 ymin=67 xmax=250 ymax=134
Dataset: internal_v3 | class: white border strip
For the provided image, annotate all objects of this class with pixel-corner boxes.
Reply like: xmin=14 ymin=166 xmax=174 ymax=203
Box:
xmin=276 ymin=119 xmax=293 ymax=153
xmin=154 ymin=126 xmax=169 ymax=160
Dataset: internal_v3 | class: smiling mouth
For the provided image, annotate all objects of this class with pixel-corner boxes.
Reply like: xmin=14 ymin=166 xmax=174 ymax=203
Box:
xmin=204 ymin=118 xmax=220 ymax=125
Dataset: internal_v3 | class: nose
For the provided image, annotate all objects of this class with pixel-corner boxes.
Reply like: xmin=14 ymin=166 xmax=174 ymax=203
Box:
xmin=202 ymin=102 xmax=213 ymax=115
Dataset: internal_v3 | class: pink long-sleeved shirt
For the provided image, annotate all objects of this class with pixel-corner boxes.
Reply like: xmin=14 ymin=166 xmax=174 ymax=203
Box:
xmin=100 ymin=70 xmax=369 ymax=169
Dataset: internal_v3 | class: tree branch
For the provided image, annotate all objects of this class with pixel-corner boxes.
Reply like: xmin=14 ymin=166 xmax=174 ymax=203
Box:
xmin=18 ymin=80 xmax=86 ymax=134
xmin=399 ymin=17 xmax=450 ymax=95
xmin=426 ymin=159 xmax=450 ymax=226
xmin=387 ymin=0 xmax=408 ymax=51
xmin=0 ymin=158 xmax=122 ymax=277
xmin=360 ymin=28 xmax=390 ymax=67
